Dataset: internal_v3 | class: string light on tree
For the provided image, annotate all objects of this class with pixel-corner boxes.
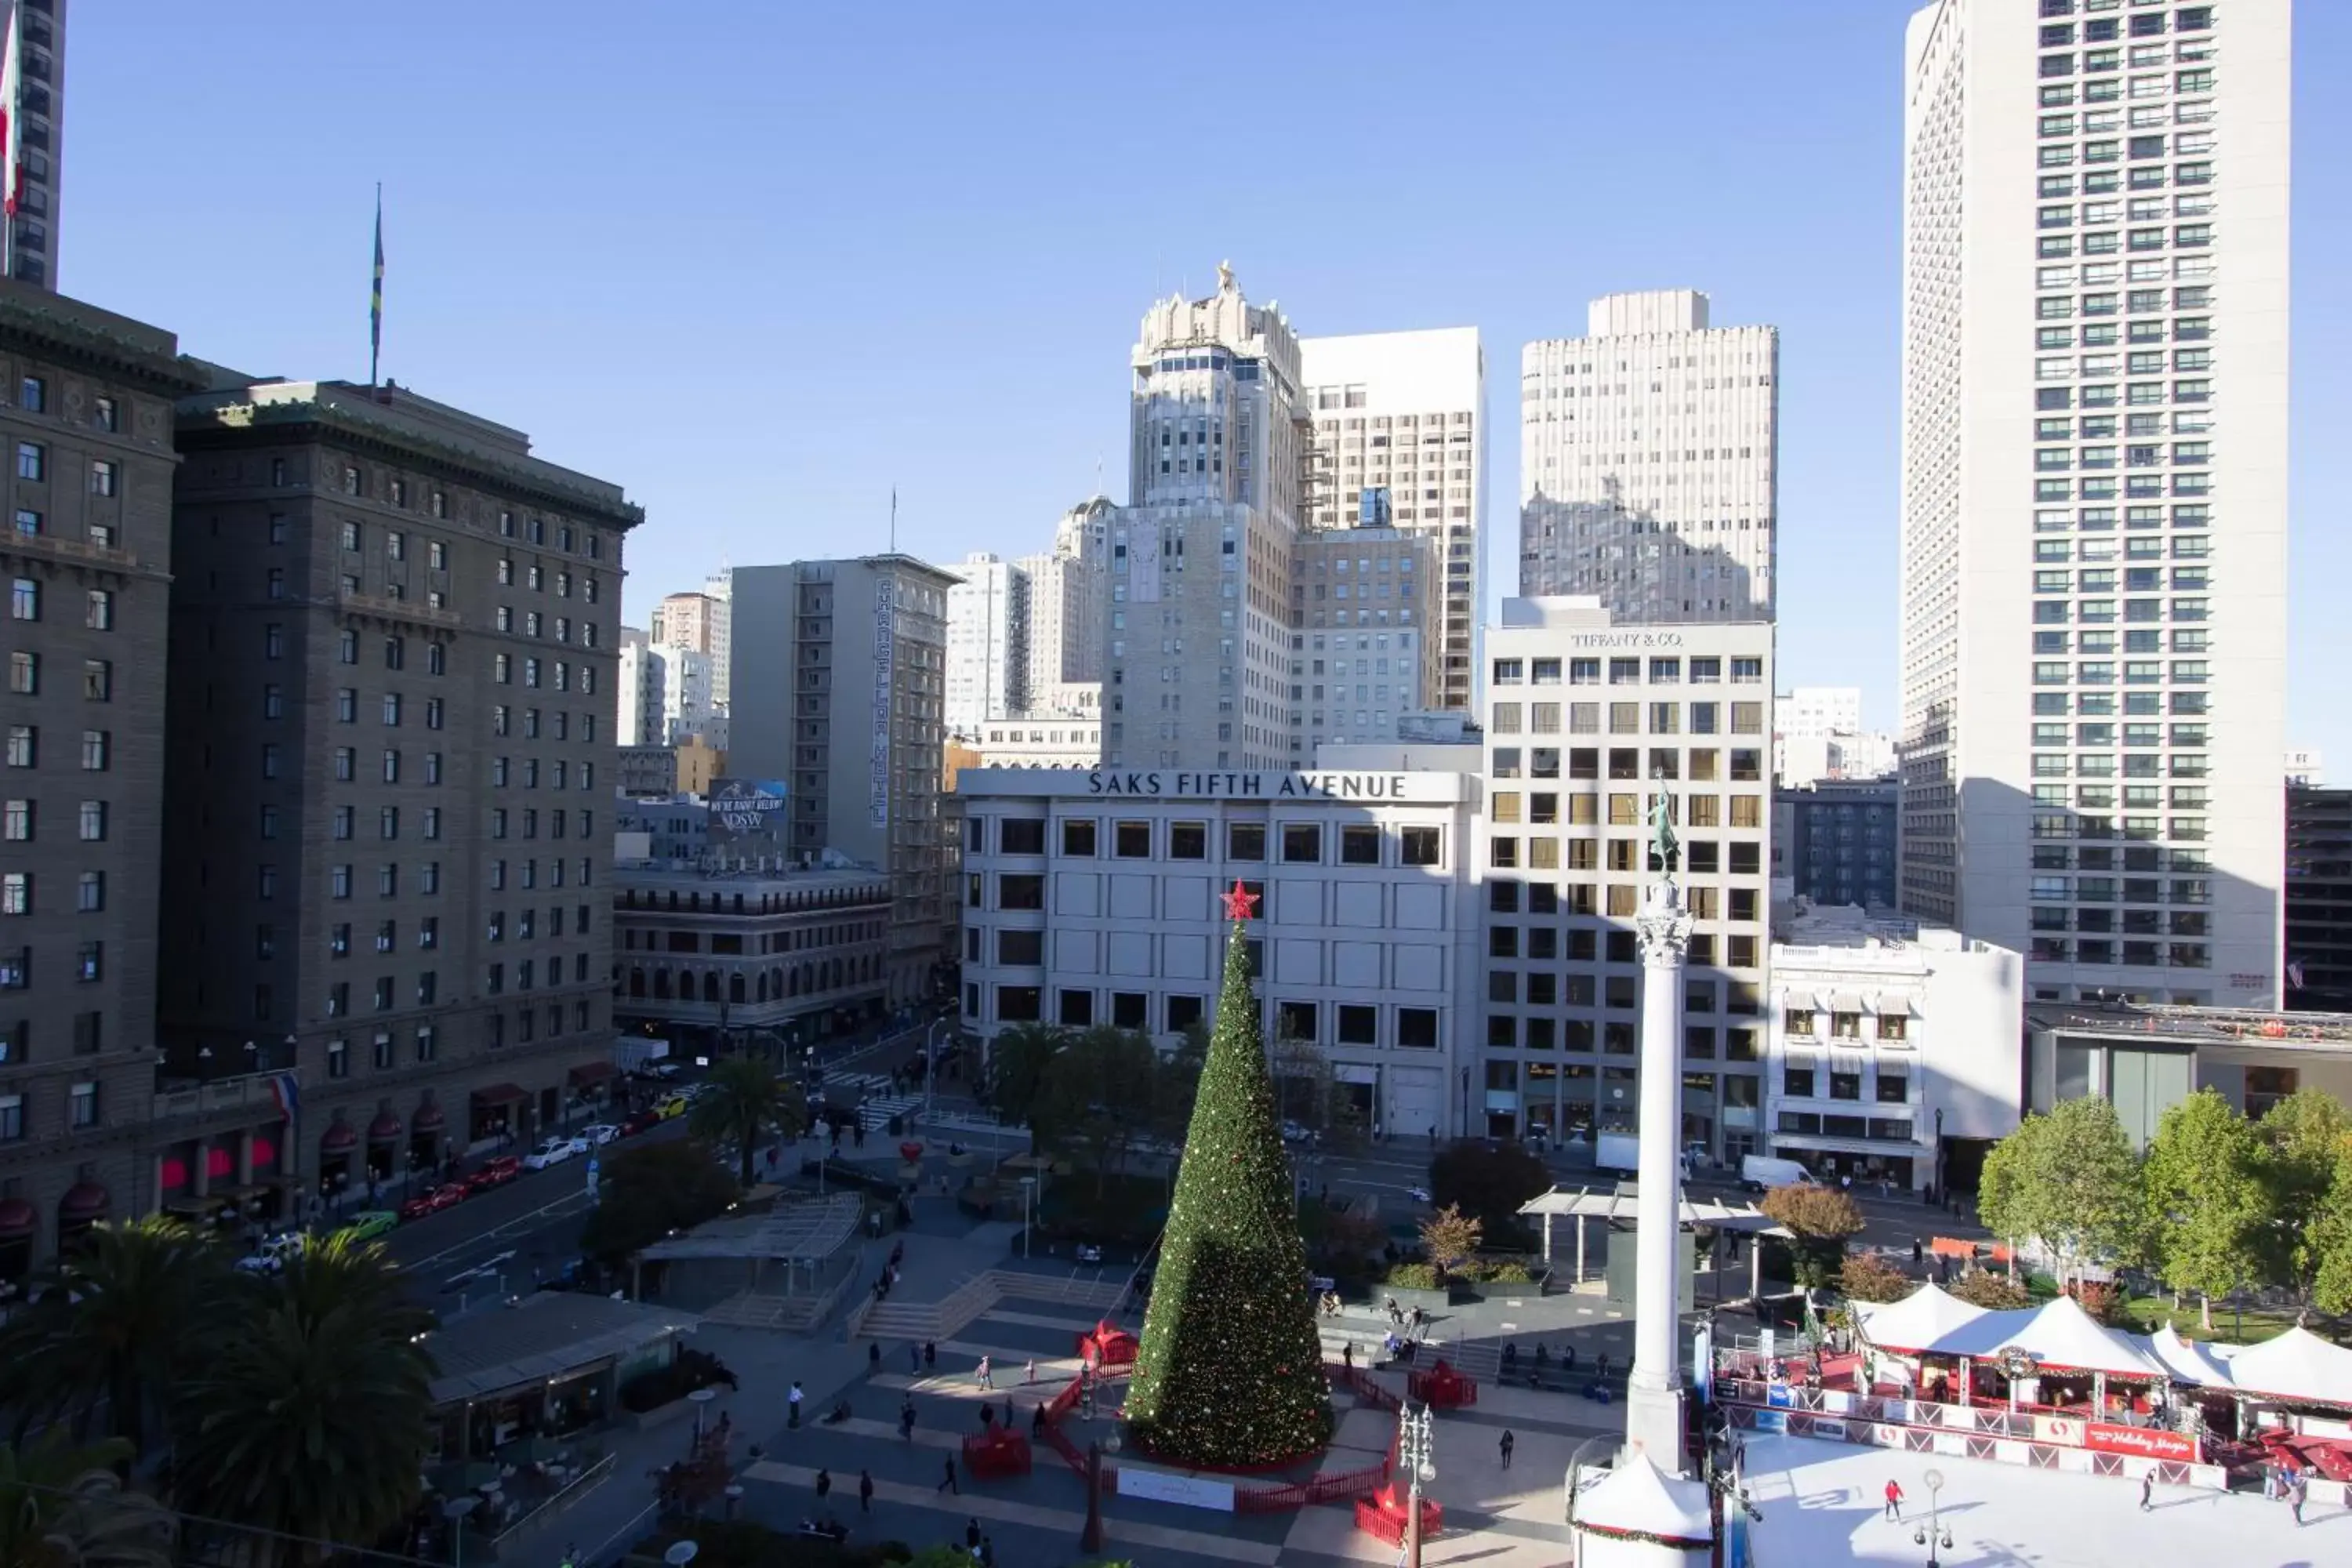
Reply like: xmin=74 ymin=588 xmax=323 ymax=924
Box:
xmin=1123 ymin=878 xmax=1332 ymax=1468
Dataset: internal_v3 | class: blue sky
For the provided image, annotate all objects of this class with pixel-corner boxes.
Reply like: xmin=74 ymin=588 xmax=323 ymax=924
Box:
xmin=63 ymin=2 xmax=2351 ymax=763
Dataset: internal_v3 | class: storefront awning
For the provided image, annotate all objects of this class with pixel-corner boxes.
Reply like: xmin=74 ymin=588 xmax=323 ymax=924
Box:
xmin=568 ymin=1062 xmax=618 ymax=1084
xmin=470 ymin=1083 xmax=529 ymax=1105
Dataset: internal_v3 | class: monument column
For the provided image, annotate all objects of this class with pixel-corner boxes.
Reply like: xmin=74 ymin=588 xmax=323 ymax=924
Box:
xmin=1624 ymin=869 xmax=1694 ymax=1474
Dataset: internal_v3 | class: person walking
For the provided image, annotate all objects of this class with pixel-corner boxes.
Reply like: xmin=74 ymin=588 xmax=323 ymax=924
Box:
xmin=815 ymin=1468 xmax=833 ymax=1502
xmin=975 ymin=1356 xmax=993 ymax=1390
xmin=788 ymin=1381 xmax=804 ymax=1428
xmin=1911 ymin=1238 xmax=1925 ymax=1269
xmin=858 ymin=1470 xmax=874 ymax=1513
xmin=938 ymin=1455 xmax=959 ymax=1495
xmin=869 ymin=1342 xmax=882 ymax=1374
xmin=978 ymin=1537 xmax=995 ymax=1566
xmin=2289 ymin=1469 xmax=2308 ymax=1526
xmin=2139 ymin=1471 xmax=2154 ymax=1512
xmin=2263 ymin=1461 xmax=2281 ymax=1501
xmin=1499 ymin=1430 xmax=1515 ymax=1471
xmin=965 ymin=1519 xmax=982 ymax=1551
xmin=899 ymin=1397 xmax=917 ymax=1442
xmin=1883 ymin=1478 xmax=1904 ymax=1520
xmin=924 ymin=1340 xmax=938 ymax=1370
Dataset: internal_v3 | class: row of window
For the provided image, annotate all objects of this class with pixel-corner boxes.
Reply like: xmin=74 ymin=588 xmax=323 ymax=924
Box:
xmin=972 ymin=815 xmax=1445 ymax=868
xmin=1493 ymin=701 xmax=1763 ymax=738
xmin=0 ymin=870 xmax=106 ymax=914
xmin=0 ymin=1076 xmax=102 ymax=1139
xmin=1484 ymin=1017 xmax=1762 ymax=1058
xmin=5 ymin=727 xmax=111 ymax=770
xmin=0 ymin=942 xmax=103 ymax=989
xmin=979 ymin=978 xmax=1447 ymax=1049
xmin=0 ymin=798 xmax=105 ymax=841
xmin=1494 ymin=790 xmax=1766 ymax=829
xmin=2 ymin=652 xmax=109 ymax=699
xmin=1493 ymin=746 xmax=1766 ymax=783
xmin=12 ymin=442 xmax=120 ymax=496
xmin=8 ymin=580 xmax=115 ymax=627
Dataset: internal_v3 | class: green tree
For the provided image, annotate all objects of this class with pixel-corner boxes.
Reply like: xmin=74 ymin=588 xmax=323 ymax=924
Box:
xmin=0 ymin=1433 xmax=173 ymax=1568
xmin=2143 ymin=1088 xmax=2267 ymax=1330
xmin=169 ymin=1233 xmax=435 ymax=1568
xmin=1427 ymin=1142 xmax=1552 ymax=1247
xmin=983 ymin=1022 xmax=1067 ymax=1131
xmin=1975 ymin=1098 xmax=2142 ymax=1290
xmin=1038 ymin=1027 xmax=1161 ymax=1194
xmin=1759 ymin=1183 xmax=1866 ymax=1297
xmin=581 ymin=1138 xmax=742 ymax=1265
xmin=1948 ymin=1269 xmax=2031 ymax=1311
xmin=1127 ymin=913 xmax=1331 ymax=1466
xmin=2255 ymin=1087 xmax=2351 ymax=1297
xmin=1838 ymin=1253 xmax=1913 ymax=1305
xmin=0 ymin=1217 xmax=225 ymax=1454
xmin=2310 ymin=1132 xmax=2352 ymax=1316
xmin=688 ymin=1055 xmax=804 ymax=1188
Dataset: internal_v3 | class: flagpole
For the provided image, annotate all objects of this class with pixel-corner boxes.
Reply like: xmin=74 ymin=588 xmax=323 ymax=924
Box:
xmin=368 ymin=183 xmax=384 ymax=387
xmin=890 ymin=488 xmax=898 ymax=554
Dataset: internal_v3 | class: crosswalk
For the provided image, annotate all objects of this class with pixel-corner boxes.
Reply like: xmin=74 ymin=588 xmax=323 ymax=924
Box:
xmin=810 ymin=1074 xmax=921 ymax=1133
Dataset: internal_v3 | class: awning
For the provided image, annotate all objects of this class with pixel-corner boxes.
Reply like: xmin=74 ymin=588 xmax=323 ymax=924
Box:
xmin=0 ymin=1198 xmax=36 ymax=1240
xmin=59 ymin=1181 xmax=108 ymax=1224
xmin=366 ymin=1111 xmax=402 ymax=1142
xmin=471 ymin=1083 xmax=528 ymax=1105
xmin=412 ymin=1102 xmax=446 ymax=1134
xmin=1828 ymin=993 xmax=1864 ymax=1012
xmin=321 ymin=1121 xmax=359 ymax=1156
xmin=568 ymin=1062 xmax=618 ymax=1084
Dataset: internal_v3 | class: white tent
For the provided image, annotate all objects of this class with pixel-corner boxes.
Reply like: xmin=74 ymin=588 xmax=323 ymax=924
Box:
xmin=1571 ymin=1450 xmax=1715 ymax=1548
xmin=1855 ymin=1283 xmax=1988 ymax=1353
xmin=2132 ymin=1325 xmax=2234 ymax=1387
xmin=2221 ymin=1325 xmax=2352 ymax=1408
xmin=1985 ymin=1297 xmax=2165 ymax=1377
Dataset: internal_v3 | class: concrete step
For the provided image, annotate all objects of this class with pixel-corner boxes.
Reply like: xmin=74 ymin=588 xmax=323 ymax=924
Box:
xmin=703 ymin=1292 xmax=794 ymax=1330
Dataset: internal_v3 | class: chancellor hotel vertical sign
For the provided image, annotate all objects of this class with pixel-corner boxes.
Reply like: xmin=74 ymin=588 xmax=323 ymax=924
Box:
xmin=870 ymin=581 xmax=895 ymax=829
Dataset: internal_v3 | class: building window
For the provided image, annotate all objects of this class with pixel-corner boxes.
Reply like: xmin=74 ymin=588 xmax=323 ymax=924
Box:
xmin=67 ymin=1080 xmax=97 ymax=1127
xmin=1114 ymin=821 xmax=1152 ymax=858
xmin=9 ymin=578 xmax=35 ymax=621
xmin=15 ymin=443 xmax=42 ymax=481
xmin=1281 ymin=823 xmax=1323 ymax=863
xmin=1062 ymin=819 xmax=1097 ymax=857
xmin=89 ymin=460 xmax=117 ymax=497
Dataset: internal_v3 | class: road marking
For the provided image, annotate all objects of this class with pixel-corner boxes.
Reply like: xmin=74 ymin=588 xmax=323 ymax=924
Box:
xmin=398 ymin=1189 xmax=594 ymax=1272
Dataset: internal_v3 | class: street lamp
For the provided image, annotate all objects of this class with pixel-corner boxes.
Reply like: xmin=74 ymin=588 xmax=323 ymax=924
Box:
xmin=1912 ymin=1468 xmax=1952 ymax=1566
xmin=1019 ymin=1175 xmax=1037 ymax=1259
xmin=1397 ymin=1402 xmax=1436 ymax=1568
xmin=442 ymin=1495 xmax=479 ymax=1568
xmin=1080 ymin=1428 xmax=1123 ymax=1552
xmin=924 ymin=1018 xmax=951 ymax=1121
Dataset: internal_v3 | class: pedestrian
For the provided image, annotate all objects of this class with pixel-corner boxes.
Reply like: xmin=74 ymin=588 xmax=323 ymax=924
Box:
xmin=1499 ymin=1430 xmax=1515 ymax=1471
xmin=899 ymin=1399 xmax=917 ymax=1442
xmin=859 ymin=1470 xmax=874 ymax=1513
xmin=1911 ymin=1238 xmax=1924 ymax=1268
xmin=1343 ymin=1341 xmax=1355 ymax=1369
xmin=869 ymin=1342 xmax=882 ymax=1374
xmin=976 ymin=1356 xmax=993 ymax=1390
xmin=2263 ymin=1462 xmax=2281 ymax=1501
xmin=924 ymin=1341 xmax=938 ymax=1370
xmin=2290 ymin=1470 xmax=2308 ymax=1526
xmin=1883 ymin=1478 xmax=1904 ymax=1520
xmin=966 ymin=1518 xmax=982 ymax=1550
xmin=938 ymin=1456 xmax=958 ymax=1495
xmin=815 ymin=1468 xmax=832 ymax=1503
xmin=2139 ymin=1471 xmax=2154 ymax=1512
xmin=788 ymin=1381 xmax=804 ymax=1428
xmin=1024 ymin=1358 xmax=1036 ymax=1385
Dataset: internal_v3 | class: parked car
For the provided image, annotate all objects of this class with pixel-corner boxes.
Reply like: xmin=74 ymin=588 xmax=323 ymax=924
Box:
xmin=582 ymin=1123 xmax=621 ymax=1146
xmin=463 ymin=1154 xmax=523 ymax=1194
xmin=655 ymin=1095 xmax=690 ymax=1121
xmin=522 ymin=1135 xmax=589 ymax=1171
xmin=633 ymin=1060 xmax=684 ymax=1083
xmin=1280 ymin=1120 xmax=1312 ymax=1145
xmin=235 ymin=1231 xmax=307 ymax=1274
xmin=399 ymin=1183 xmax=468 ymax=1221
xmin=620 ymin=1109 xmax=662 ymax=1137
xmin=336 ymin=1210 xmax=398 ymax=1244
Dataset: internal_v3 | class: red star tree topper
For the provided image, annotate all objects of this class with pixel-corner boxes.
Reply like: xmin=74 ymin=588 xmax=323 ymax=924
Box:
xmin=1221 ymin=877 xmax=1260 ymax=921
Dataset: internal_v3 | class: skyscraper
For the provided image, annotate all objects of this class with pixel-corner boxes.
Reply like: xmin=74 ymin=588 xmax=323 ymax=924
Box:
xmin=1103 ymin=265 xmax=1309 ymax=771
xmin=944 ymin=551 xmax=1028 ymax=734
xmin=3 ymin=1 xmax=64 ymax=290
xmin=1519 ymin=291 xmax=1778 ymax=623
xmin=1300 ymin=328 xmax=1485 ymax=710
xmin=1896 ymin=0 xmax=2285 ymax=1007
xmin=1016 ymin=495 xmax=1112 ymax=719
xmin=728 ymin=554 xmax=955 ymax=1005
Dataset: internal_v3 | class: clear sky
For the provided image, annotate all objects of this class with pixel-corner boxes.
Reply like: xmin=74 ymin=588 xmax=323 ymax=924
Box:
xmin=61 ymin=2 xmax=2351 ymax=764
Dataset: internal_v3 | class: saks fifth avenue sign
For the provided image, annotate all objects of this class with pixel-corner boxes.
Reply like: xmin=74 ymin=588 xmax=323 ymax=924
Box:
xmin=957 ymin=767 xmax=1467 ymax=804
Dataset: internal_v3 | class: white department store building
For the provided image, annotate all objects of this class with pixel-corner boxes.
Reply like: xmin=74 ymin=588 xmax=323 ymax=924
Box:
xmin=1766 ymin=906 xmax=2025 ymax=1194
xmin=956 ymin=767 xmax=1483 ymax=1139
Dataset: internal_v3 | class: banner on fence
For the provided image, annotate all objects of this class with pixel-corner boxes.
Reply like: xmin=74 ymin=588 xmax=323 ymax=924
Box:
xmin=1118 ymin=1468 xmax=1236 ymax=1512
xmin=2032 ymin=1414 xmax=2084 ymax=1446
xmin=2085 ymin=1422 xmax=2196 ymax=1462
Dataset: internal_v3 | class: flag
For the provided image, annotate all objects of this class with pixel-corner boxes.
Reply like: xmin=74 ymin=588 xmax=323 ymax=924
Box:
xmin=368 ymin=186 xmax=384 ymax=384
xmin=0 ymin=7 xmax=20 ymax=220
xmin=266 ymin=1071 xmax=301 ymax=1125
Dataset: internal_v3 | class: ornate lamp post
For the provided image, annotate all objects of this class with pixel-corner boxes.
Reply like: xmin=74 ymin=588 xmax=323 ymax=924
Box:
xmin=1080 ymin=1428 xmax=1123 ymax=1552
xmin=1912 ymin=1468 xmax=1952 ymax=1566
xmin=1398 ymin=1402 xmax=1436 ymax=1568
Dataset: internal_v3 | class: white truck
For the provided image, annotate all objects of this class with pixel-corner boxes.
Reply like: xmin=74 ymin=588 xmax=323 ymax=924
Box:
xmin=615 ymin=1037 xmax=672 ymax=1077
xmin=1596 ymin=1133 xmax=1690 ymax=1181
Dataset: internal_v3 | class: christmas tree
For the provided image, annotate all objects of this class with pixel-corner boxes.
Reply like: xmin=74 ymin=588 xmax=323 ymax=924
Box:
xmin=1123 ymin=880 xmax=1332 ymax=1467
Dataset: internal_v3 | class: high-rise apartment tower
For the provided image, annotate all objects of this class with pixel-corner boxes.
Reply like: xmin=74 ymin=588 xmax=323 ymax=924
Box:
xmin=1896 ymin=0 xmax=2286 ymax=1007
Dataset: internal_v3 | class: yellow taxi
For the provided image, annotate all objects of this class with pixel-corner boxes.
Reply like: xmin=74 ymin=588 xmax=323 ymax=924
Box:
xmin=657 ymin=1094 xmax=690 ymax=1120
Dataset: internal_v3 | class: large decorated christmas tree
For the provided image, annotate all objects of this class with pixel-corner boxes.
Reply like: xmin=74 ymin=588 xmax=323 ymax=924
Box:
xmin=1124 ymin=880 xmax=1332 ymax=1467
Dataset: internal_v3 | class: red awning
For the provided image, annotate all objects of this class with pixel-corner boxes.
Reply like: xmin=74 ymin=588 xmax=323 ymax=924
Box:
xmin=59 ymin=1181 xmax=108 ymax=1223
xmin=412 ymin=1103 xmax=446 ymax=1134
xmin=0 ymin=1198 xmax=35 ymax=1240
xmin=470 ymin=1083 xmax=528 ymax=1104
xmin=568 ymin=1062 xmax=618 ymax=1084
xmin=321 ymin=1122 xmax=359 ymax=1156
xmin=366 ymin=1111 xmax=402 ymax=1142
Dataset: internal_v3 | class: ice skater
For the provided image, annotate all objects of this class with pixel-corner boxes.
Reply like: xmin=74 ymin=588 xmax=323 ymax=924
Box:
xmin=1884 ymin=1478 xmax=1904 ymax=1520
xmin=1499 ymin=1430 xmax=1515 ymax=1471
xmin=975 ymin=1355 xmax=993 ymax=1390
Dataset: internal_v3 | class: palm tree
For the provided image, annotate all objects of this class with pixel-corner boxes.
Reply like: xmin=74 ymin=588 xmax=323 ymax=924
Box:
xmin=0 ymin=1217 xmax=226 ymax=1455
xmin=168 ymin=1232 xmax=434 ymax=1568
xmin=689 ymin=1056 xmax=804 ymax=1187
xmin=0 ymin=1432 xmax=174 ymax=1568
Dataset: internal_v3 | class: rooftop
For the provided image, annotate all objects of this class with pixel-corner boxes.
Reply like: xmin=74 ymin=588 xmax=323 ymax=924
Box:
xmin=2027 ymin=1001 xmax=2352 ymax=1048
xmin=420 ymin=1292 xmax=697 ymax=1405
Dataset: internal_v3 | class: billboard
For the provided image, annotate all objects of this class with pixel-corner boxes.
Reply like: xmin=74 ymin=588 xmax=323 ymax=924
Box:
xmin=708 ymin=778 xmax=787 ymax=840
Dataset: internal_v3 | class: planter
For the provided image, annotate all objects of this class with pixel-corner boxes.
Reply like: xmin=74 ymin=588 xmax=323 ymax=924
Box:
xmin=623 ymin=1394 xmax=699 ymax=1433
xmin=1452 ymin=1271 xmax=1551 ymax=1301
